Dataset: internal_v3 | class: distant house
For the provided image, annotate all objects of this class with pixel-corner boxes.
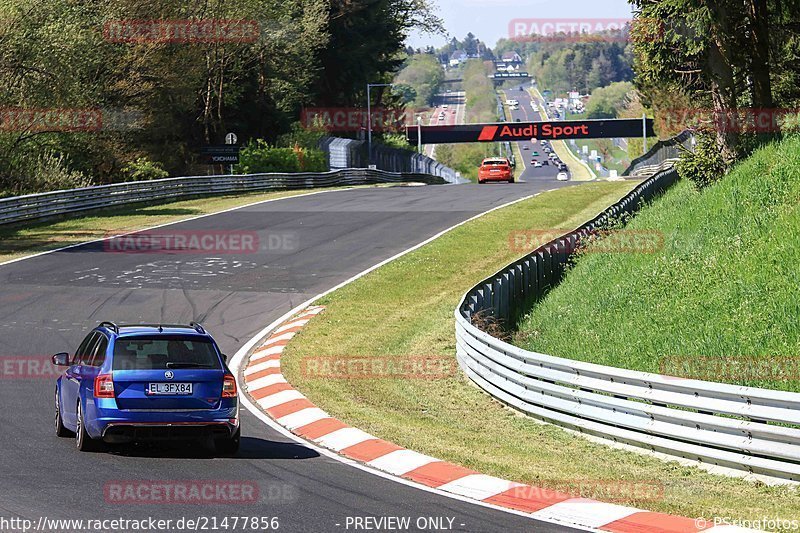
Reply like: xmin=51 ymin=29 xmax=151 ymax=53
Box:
xmin=501 ymin=51 xmax=523 ymax=65
xmin=449 ymin=50 xmax=468 ymax=67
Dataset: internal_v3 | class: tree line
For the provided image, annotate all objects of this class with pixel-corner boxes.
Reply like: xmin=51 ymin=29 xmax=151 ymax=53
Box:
xmin=0 ymin=0 xmax=440 ymax=195
xmin=630 ymin=0 xmax=800 ymax=181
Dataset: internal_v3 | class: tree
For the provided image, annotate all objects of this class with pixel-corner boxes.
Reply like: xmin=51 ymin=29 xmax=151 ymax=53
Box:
xmin=0 ymin=0 xmax=443 ymax=192
xmin=586 ymin=53 xmax=615 ymax=89
xmin=629 ymin=0 xmax=800 ymax=166
xmin=586 ymin=82 xmax=635 ymax=119
xmin=525 ymin=40 xmax=633 ymax=96
xmin=395 ymin=54 xmax=444 ymax=106
xmin=463 ymin=32 xmax=478 ymax=56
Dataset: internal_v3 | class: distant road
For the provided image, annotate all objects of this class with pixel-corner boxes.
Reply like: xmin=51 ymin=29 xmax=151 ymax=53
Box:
xmin=502 ymin=84 xmax=560 ymax=184
xmin=424 ymin=90 xmax=465 ymax=158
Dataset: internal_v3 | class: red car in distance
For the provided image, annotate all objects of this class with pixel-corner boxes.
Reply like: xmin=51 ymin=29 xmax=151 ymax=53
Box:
xmin=478 ymin=157 xmax=514 ymax=184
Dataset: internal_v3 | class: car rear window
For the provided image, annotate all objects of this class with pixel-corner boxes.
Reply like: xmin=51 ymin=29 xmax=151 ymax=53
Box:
xmin=112 ymin=335 xmax=221 ymax=370
xmin=483 ymin=159 xmax=508 ymax=166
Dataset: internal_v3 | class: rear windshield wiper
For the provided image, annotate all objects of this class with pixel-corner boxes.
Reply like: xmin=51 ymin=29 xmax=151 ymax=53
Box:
xmin=165 ymin=362 xmax=217 ymax=368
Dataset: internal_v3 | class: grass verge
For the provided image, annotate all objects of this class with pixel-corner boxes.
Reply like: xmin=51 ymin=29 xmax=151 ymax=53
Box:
xmin=516 ymin=135 xmax=800 ymax=393
xmin=0 ymin=186 xmax=375 ymax=264
xmin=281 ymin=180 xmax=798 ymax=521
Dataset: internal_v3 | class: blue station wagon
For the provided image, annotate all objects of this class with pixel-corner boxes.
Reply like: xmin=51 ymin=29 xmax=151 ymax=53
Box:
xmin=53 ymin=322 xmax=240 ymax=453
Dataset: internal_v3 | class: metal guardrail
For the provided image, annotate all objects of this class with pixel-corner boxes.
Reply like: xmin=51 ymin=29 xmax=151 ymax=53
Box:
xmin=455 ymin=167 xmax=800 ymax=482
xmin=318 ymin=137 xmax=466 ymax=183
xmin=627 ymin=158 xmax=681 ymax=178
xmin=0 ymin=168 xmax=450 ymax=227
xmin=623 ymin=130 xmax=694 ymax=176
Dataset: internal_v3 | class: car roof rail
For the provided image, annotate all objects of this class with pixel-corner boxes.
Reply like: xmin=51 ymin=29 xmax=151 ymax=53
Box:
xmin=99 ymin=321 xmax=119 ymax=334
xmin=190 ymin=322 xmax=206 ymax=334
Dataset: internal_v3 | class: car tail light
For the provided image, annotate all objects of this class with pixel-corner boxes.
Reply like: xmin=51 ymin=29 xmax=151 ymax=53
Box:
xmin=94 ymin=374 xmax=115 ymax=398
xmin=222 ymin=374 xmax=238 ymax=398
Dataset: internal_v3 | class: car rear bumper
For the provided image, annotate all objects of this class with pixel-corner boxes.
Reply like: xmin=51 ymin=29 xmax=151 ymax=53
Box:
xmin=101 ymin=421 xmax=237 ymax=443
xmin=89 ymin=400 xmax=239 ymax=442
xmin=478 ymin=173 xmax=512 ymax=182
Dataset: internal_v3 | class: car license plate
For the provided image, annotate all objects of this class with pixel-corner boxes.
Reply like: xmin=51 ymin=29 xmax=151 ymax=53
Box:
xmin=147 ymin=382 xmax=192 ymax=395
xmin=490 ymin=169 xmax=500 ymax=173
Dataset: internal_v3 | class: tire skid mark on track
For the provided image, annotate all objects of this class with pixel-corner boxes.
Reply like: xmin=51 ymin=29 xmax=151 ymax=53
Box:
xmin=241 ymin=306 xmax=728 ymax=533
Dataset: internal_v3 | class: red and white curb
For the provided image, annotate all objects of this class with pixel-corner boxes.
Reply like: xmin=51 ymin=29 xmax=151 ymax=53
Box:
xmin=241 ymin=305 xmax=750 ymax=533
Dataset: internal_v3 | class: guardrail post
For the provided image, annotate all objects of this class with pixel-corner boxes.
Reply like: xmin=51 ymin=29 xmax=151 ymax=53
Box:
xmin=541 ymin=247 xmax=552 ymax=293
xmin=498 ymin=275 xmax=509 ymax=324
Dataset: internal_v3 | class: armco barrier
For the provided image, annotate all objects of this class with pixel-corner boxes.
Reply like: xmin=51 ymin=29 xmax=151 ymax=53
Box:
xmin=318 ymin=137 xmax=467 ymax=183
xmin=455 ymin=167 xmax=800 ymax=482
xmin=0 ymin=168 xmax=451 ymax=227
xmin=623 ymin=130 xmax=694 ymax=176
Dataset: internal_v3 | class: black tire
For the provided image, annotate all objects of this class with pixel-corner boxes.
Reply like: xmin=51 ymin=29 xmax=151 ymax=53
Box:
xmin=55 ymin=389 xmax=73 ymax=437
xmin=75 ymin=401 xmax=100 ymax=452
xmin=215 ymin=427 xmax=241 ymax=455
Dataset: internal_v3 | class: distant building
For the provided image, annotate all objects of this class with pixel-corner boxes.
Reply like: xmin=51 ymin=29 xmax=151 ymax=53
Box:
xmin=449 ymin=50 xmax=468 ymax=67
xmin=501 ymin=51 xmax=523 ymax=65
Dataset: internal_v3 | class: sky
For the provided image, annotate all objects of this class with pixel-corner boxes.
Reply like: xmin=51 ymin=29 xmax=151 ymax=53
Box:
xmin=406 ymin=0 xmax=635 ymax=50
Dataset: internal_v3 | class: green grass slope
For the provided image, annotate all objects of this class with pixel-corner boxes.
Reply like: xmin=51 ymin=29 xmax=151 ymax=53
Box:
xmin=516 ymin=135 xmax=800 ymax=391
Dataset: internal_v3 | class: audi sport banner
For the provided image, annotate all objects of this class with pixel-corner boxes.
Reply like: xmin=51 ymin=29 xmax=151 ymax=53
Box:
xmin=406 ymin=118 xmax=654 ymax=144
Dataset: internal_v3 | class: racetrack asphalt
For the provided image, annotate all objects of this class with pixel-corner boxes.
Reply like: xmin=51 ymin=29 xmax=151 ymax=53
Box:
xmin=0 ymin=180 xmax=579 ymax=532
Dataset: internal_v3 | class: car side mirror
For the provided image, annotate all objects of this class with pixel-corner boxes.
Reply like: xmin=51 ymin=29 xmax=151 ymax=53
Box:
xmin=221 ymin=354 xmax=229 ymax=363
xmin=52 ymin=353 xmax=70 ymax=366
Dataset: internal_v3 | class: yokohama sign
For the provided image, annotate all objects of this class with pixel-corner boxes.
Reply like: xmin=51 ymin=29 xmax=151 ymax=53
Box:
xmin=407 ymin=119 xmax=654 ymax=144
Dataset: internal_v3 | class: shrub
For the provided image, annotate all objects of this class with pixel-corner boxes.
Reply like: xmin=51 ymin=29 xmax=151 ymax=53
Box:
xmin=0 ymin=150 xmax=93 ymax=195
xmin=277 ymin=121 xmax=327 ymax=150
xmin=299 ymin=148 xmax=328 ymax=172
xmin=675 ymin=133 xmax=729 ymax=189
xmin=121 ymin=157 xmax=169 ymax=182
xmin=235 ymin=139 xmax=328 ymax=174
xmin=378 ymin=133 xmax=414 ymax=150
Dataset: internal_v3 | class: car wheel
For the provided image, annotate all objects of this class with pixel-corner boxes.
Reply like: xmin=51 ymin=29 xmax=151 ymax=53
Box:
xmin=75 ymin=401 xmax=100 ymax=452
xmin=508 ymin=179 xmax=514 ymax=183
xmin=55 ymin=389 xmax=73 ymax=437
xmin=215 ymin=427 xmax=241 ymax=455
